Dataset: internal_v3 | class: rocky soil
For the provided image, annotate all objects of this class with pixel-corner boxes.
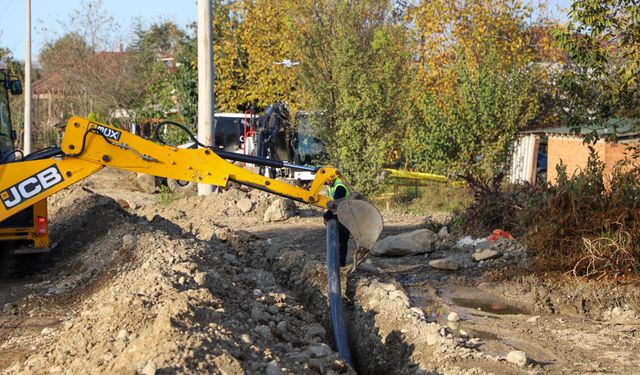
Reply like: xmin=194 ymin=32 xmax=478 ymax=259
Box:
xmin=0 ymin=185 xmax=351 ymax=374
xmin=1 ymin=168 xmax=639 ymax=374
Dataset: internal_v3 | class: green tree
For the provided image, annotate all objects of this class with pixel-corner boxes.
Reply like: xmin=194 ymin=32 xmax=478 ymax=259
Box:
xmin=39 ymin=32 xmax=92 ymax=74
xmin=128 ymin=21 xmax=187 ymax=124
xmin=0 ymin=48 xmax=26 ymax=148
xmin=173 ymin=2 xmax=249 ymax=114
xmin=172 ymin=33 xmax=198 ymax=126
xmin=552 ymin=0 xmax=640 ymax=127
xmin=131 ymin=20 xmax=185 ymax=56
xmin=213 ymin=0 xmax=248 ymax=111
xmin=406 ymin=44 xmax=538 ymax=178
xmin=289 ymin=0 xmax=412 ymax=194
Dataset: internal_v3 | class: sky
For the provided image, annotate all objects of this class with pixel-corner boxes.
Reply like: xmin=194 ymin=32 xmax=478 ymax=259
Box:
xmin=0 ymin=0 xmax=197 ymax=61
xmin=0 ymin=0 xmax=572 ymax=62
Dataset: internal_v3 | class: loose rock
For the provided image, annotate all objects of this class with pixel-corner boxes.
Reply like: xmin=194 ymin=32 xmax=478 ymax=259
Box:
xmin=240 ymin=334 xmax=253 ymax=345
xmin=3 ymin=302 xmax=17 ymax=314
xmin=263 ymin=199 xmax=297 ymax=222
xmin=251 ymin=305 xmax=269 ymax=322
xmin=142 ymin=362 xmax=157 ymax=375
xmin=265 ymin=361 xmax=285 ymax=375
xmin=308 ymin=343 xmax=332 ymax=357
xmin=437 ymin=226 xmax=449 ymax=239
xmin=136 ymin=173 xmax=157 ymax=193
xmin=472 ymin=249 xmax=503 ymax=262
xmin=306 ymin=323 xmax=326 ymax=339
xmin=448 ymin=312 xmax=460 ymax=322
xmin=428 ymin=258 xmax=459 ymax=271
xmin=358 ymin=262 xmax=381 ymax=274
xmin=194 ymin=272 xmax=207 ymax=286
xmin=506 ymin=350 xmax=528 ymax=367
xmin=255 ymin=324 xmax=272 ymax=339
xmin=237 ymin=198 xmax=253 ymax=213
xmin=373 ymin=229 xmax=438 ymax=256
xmin=526 ymin=315 xmax=541 ymax=323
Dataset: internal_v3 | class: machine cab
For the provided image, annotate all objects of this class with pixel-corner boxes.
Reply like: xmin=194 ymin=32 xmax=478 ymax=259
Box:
xmin=0 ymin=60 xmax=51 ymax=256
xmin=0 ymin=61 xmax=19 ymax=163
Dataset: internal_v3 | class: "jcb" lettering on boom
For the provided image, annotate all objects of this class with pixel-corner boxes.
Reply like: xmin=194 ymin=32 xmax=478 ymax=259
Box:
xmin=0 ymin=166 xmax=64 ymax=209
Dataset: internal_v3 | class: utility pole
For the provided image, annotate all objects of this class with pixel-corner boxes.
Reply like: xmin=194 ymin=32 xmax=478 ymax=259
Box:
xmin=23 ymin=0 xmax=32 ymax=154
xmin=197 ymin=0 xmax=215 ymax=195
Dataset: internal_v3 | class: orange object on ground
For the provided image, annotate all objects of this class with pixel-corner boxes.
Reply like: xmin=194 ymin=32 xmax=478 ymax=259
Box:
xmin=487 ymin=229 xmax=513 ymax=241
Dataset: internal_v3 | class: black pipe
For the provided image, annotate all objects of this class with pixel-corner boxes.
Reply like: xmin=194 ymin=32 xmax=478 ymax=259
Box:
xmin=326 ymin=218 xmax=353 ymax=365
xmin=20 ymin=146 xmax=63 ymax=161
xmin=214 ymin=148 xmax=317 ymax=172
xmin=215 ymin=148 xmax=285 ymax=168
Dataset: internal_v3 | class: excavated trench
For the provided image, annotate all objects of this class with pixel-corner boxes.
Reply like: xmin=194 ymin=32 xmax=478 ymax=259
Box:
xmin=223 ymin=228 xmax=497 ymax=375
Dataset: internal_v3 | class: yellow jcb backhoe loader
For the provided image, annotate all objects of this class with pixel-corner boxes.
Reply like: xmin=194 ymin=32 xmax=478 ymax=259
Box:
xmin=0 ymin=116 xmax=383 ymax=260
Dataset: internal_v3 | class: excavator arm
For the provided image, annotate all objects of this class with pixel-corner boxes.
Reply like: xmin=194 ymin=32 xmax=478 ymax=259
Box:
xmin=0 ymin=117 xmax=345 ymax=222
xmin=1 ymin=117 xmax=382 ymax=250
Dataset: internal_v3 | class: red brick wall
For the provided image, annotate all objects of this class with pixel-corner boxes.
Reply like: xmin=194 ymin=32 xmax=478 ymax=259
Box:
xmin=547 ymin=136 xmax=637 ymax=184
xmin=603 ymin=142 xmax=635 ymax=178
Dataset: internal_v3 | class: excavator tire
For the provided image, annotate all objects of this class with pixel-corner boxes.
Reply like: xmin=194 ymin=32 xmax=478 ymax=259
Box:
xmin=0 ymin=242 xmax=50 ymax=277
xmin=167 ymin=179 xmax=197 ymax=197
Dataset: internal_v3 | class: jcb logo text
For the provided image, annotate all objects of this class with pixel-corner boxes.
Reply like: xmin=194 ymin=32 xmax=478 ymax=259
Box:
xmin=1 ymin=166 xmax=64 ymax=209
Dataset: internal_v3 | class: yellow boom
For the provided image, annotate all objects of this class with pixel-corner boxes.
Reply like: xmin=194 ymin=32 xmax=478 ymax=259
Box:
xmin=1 ymin=117 xmax=341 ymax=222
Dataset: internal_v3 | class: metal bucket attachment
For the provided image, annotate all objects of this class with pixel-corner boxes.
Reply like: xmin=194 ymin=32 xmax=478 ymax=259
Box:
xmin=336 ymin=198 xmax=383 ymax=251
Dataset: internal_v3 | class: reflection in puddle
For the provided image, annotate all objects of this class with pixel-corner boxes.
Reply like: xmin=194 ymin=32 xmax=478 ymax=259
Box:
xmin=409 ymin=288 xmax=522 ymax=343
xmin=452 ymin=297 xmax=529 ymax=315
xmin=469 ymin=312 xmax=500 ymax=319
xmin=447 ymin=321 xmax=500 ymax=341
xmin=467 ymin=329 xmax=500 ymax=341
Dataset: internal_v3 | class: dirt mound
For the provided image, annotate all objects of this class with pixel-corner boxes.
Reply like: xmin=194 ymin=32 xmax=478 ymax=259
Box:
xmin=134 ymin=186 xmax=322 ymax=240
xmin=3 ymin=188 xmax=352 ymax=374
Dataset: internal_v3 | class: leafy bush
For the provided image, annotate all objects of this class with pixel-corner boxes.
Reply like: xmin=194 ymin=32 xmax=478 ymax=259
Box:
xmin=406 ymin=43 xmax=538 ymax=179
xmin=522 ymin=147 xmax=640 ymax=280
xmin=457 ymin=172 xmax=539 ymax=237
xmin=462 ymin=146 xmax=640 ymax=281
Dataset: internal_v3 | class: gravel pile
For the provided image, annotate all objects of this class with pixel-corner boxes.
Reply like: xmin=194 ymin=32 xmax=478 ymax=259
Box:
xmin=4 ymin=187 xmax=352 ymax=375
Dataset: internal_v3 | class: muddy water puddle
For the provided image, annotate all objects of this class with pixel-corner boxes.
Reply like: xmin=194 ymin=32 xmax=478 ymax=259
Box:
xmin=452 ymin=297 xmax=529 ymax=315
xmin=408 ymin=285 xmax=532 ymax=319
xmin=409 ymin=289 xmax=501 ymax=341
xmin=407 ymin=284 xmax=537 ymax=349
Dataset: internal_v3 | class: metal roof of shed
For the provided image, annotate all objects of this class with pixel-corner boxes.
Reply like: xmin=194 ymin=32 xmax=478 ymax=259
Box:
xmin=522 ymin=119 xmax=639 ymax=139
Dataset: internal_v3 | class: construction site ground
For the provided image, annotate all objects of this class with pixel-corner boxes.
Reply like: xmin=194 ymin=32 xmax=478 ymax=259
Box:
xmin=1 ymin=168 xmax=639 ymax=375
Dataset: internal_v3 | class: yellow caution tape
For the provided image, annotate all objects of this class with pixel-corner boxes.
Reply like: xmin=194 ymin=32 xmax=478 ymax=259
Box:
xmin=383 ymin=168 xmax=465 ymax=187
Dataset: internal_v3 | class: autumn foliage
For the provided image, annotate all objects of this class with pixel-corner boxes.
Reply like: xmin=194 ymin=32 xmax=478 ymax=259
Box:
xmin=25 ymin=0 xmax=565 ymax=193
xmin=200 ymin=0 xmax=563 ymax=192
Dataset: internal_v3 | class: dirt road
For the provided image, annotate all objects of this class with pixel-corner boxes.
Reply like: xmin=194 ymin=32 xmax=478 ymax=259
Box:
xmin=1 ymin=169 xmax=638 ymax=374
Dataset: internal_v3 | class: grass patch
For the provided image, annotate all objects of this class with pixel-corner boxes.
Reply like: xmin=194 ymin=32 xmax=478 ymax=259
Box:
xmin=156 ymin=185 xmax=177 ymax=206
xmin=371 ymin=181 xmax=472 ymax=216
